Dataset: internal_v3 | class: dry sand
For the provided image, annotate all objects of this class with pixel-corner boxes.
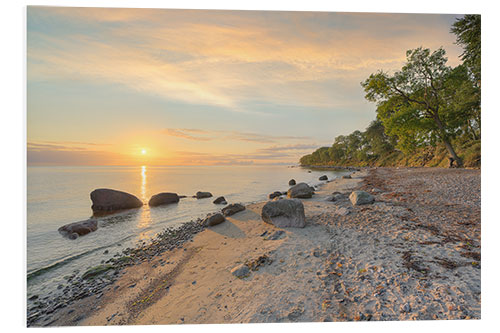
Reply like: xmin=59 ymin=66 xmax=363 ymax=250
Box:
xmin=43 ymin=167 xmax=480 ymax=325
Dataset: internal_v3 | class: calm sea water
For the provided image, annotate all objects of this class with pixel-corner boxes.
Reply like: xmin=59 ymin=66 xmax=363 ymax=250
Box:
xmin=27 ymin=165 xmax=348 ymax=300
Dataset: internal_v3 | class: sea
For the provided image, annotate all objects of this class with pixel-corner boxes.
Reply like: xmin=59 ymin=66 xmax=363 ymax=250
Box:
xmin=27 ymin=165 xmax=349 ymax=302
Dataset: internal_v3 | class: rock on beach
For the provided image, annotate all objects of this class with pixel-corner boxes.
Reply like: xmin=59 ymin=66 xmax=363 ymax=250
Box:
xmin=287 ymin=182 xmax=314 ymax=199
xmin=222 ymin=203 xmax=246 ymax=216
xmin=202 ymin=213 xmax=226 ymax=227
xmin=288 ymin=179 xmax=296 ymax=186
xmin=90 ymin=189 xmax=143 ymax=214
xmin=349 ymin=190 xmax=375 ymax=205
xmin=261 ymin=198 xmax=306 ymax=228
xmin=148 ymin=193 xmax=180 ymax=207
xmin=58 ymin=219 xmax=98 ymax=239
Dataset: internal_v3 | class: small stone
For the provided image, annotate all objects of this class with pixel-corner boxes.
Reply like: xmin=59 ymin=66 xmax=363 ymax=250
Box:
xmin=401 ymin=303 xmax=411 ymax=313
xmin=231 ymin=264 xmax=250 ymax=278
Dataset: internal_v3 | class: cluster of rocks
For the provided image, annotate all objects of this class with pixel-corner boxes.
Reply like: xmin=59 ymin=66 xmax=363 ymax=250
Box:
xmin=59 ymin=187 xmax=245 ymax=239
xmin=231 ymin=254 xmax=274 ymax=279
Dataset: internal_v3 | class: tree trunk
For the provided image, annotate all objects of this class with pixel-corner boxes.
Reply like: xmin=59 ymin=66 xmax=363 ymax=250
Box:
xmin=433 ymin=114 xmax=463 ymax=167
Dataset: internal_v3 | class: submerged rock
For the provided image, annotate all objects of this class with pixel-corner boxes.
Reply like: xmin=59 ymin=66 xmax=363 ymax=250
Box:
xmin=268 ymin=191 xmax=282 ymax=199
xmin=349 ymin=191 xmax=375 ymax=205
xmin=213 ymin=196 xmax=227 ymax=205
xmin=148 ymin=192 xmax=179 ymax=207
xmin=82 ymin=265 xmax=114 ymax=280
xmin=202 ymin=213 xmax=225 ymax=227
xmin=58 ymin=219 xmax=98 ymax=239
xmin=261 ymin=199 xmax=306 ymax=228
xmin=195 ymin=191 xmax=213 ymax=199
xmin=287 ymin=182 xmax=314 ymax=199
xmin=319 ymin=175 xmax=328 ymax=181
xmin=90 ymin=189 xmax=143 ymax=214
xmin=222 ymin=203 xmax=246 ymax=216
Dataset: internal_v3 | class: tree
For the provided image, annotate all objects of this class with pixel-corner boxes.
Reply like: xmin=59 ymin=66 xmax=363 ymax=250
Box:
xmin=451 ymin=15 xmax=481 ymax=139
xmin=451 ymin=15 xmax=481 ymax=84
xmin=361 ymin=47 xmax=464 ymax=166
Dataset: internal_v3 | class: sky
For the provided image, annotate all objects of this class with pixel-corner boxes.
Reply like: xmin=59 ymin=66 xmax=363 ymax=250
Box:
xmin=27 ymin=7 xmax=465 ymax=166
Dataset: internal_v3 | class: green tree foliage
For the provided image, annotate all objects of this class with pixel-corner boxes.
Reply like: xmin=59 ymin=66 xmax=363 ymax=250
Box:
xmin=361 ymin=47 xmax=469 ymax=166
xmin=451 ymin=15 xmax=481 ymax=83
xmin=299 ymin=120 xmax=396 ymax=166
xmin=451 ymin=15 xmax=481 ymax=139
xmin=300 ymin=17 xmax=480 ymax=169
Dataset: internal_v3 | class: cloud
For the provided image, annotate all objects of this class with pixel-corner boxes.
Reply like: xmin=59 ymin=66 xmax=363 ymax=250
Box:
xmin=162 ymin=128 xmax=312 ymax=143
xmin=28 ymin=8 xmax=463 ymax=111
xmin=27 ymin=141 xmax=128 ymax=166
xmin=257 ymin=144 xmax=322 ymax=153
xmin=27 ymin=141 xmax=110 ymax=152
xmin=162 ymin=128 xmax=214 ymax=141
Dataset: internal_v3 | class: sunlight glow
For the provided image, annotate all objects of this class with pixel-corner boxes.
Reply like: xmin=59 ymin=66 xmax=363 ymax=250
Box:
xmin=141 ymin=149 xmax=147 ymax=155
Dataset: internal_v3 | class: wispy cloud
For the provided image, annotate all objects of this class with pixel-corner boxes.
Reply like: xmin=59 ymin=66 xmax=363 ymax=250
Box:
xmin=28 ymin=8 xmax=463 ymax=111
xmin=162 ymin=128 xmax=213 ymax=141
xmin=162 ymin=128 xmax=312 ymax=143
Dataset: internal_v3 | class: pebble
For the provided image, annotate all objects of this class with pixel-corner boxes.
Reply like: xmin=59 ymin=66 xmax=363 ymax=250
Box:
xmin=401 ymin=303 xmax=412 ymax=313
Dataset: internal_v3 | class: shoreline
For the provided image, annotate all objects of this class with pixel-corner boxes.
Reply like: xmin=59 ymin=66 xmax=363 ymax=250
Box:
xmin=28 ymin=167 xmax=481 ymax=326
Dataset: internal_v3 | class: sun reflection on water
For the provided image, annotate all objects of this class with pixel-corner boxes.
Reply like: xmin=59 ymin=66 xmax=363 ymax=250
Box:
xmin=141 ymin=165 xmax=147 ymax=201
xmin=137 ymin=165 xmax=151 ymax=231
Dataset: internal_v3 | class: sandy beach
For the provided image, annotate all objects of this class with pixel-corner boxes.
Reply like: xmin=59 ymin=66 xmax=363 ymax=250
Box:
xmin=29 ymin=167 xmax=480 ymax=326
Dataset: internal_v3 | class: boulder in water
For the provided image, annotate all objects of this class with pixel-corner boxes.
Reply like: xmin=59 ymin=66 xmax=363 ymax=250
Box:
xmin=222 ymin=203 xmax=246 ymax=216
xmin=195 ymin=191 xmax=213 ymax=199
xmin=288 ymin=179 xmax=296 ymax=186
xmin=287 ymin=182 xmax=314 ymax=199
xmin=213 ymin=196 xmax=227 ymax=205
xmin=148 ymin=192 xmax=179 ymax=207
xmin=268 ymin=191 xmax=282 ymax=199
xmin=58 ymin=219 xmax=98 ymax=239
xmin=319 ymin=175 xmax=328 ymax=181
xmin=261 ymin=199 xmax=306 ymax=228
xmin=90 ymin=188 xmax=143 ymax=214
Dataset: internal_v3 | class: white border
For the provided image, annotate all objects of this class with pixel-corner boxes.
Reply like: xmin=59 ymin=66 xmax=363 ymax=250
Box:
xmin=3 ymin=1 xmax=497 ymax=333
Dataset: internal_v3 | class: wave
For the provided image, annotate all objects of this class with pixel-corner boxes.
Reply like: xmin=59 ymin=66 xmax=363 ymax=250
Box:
xmin=27 ymin=234 xmax=135 ymax=282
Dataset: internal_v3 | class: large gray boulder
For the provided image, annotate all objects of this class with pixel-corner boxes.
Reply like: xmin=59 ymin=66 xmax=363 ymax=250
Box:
xmin=261 ymin=199 xmax=306 ymax=228
xmin=222 ymin=203 xmax=246 ymax=216
xmin=195 ymin=191 xmax=213 ymax=199
xmin=287 ymin=182 xmax=314 ymax=199
xmin=203 ymin=213 xmax=225 ymax=227
xmin=58 ymin=219 xmax=98 ymax=239
xmin=90 ymin=189 xmax=143 ymax=214
xmin=349 ymin=191 xmax=375 ymax=205
xmin=148 ymin=192 xmax=179 ymax=206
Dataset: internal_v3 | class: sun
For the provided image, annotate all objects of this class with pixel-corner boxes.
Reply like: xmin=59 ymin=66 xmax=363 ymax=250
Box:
xmin=141 ymin=149 xmax=147 ymax=155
